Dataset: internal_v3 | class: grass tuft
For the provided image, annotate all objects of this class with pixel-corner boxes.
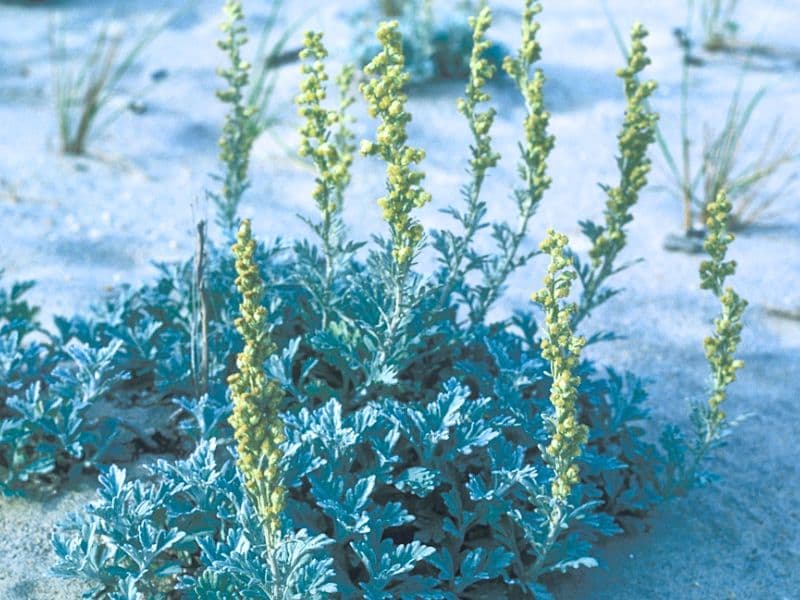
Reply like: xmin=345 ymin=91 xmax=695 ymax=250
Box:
xmin=49 ymin=13 xmax=166 ymax=155
xmin=699 ymin=0 xmax=740 ymax=51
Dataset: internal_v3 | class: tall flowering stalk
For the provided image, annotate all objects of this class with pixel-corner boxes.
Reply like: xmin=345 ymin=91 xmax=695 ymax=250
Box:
xmin=471 ymin=0 xmax=554 ymax=324
xmin=359 ymin=21 xmax=432 ymax=386
xmin=526 ymin=228 xmax=589 ymax=579
xmin=297 ymin=31 xmax=354 ymax=229
xmin=437 ymin=5 xmax=500 ymax=308
xmin=228 ymin=219 xmax=286 ymax=545
xmin=698 ymin=191 xmax=747 ymax=433
xmin=213 ymin=0 xmax=258 ymax=233
xmin=532 ymin=229 xmax=589 ymax=501
xmin=459 ymin=6 xmax=500 ymax=186
xmin=664 ymin=191 xmax=747 ymax=495
xmin=503 ymin=0 xmax=553 ymax=220
xmin=360 ymin=21 xmax=432 ymax=270
xmin=296 ymin=31 xmax=356 ymax=326
xmin=574 ymin=22 xmax=658 ymax=329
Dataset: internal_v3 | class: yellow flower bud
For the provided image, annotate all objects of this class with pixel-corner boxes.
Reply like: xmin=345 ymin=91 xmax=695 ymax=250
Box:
xmin=230 ymin=219 xmax=286 ymax=540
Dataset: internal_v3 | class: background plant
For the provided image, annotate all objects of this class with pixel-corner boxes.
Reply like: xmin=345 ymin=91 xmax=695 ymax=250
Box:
xmin=603 ymin=0 xmax=797 ymax=241
xmin=699 ymin=85 xmax=798 ymax=229
xmin=210 ymin=0 xmax=298 ymax=233
xmin=246 ymin=0 xmax=295 ymax=136
xmin=49 ymin=11 xmax=168 ymax=155
xmin=670 ymin=62 xmax=798 ymax=235
xmin=351 ymin=0 xmax=506 ymax=84
xmin=698 ymin=0 xmax=740 ymax=51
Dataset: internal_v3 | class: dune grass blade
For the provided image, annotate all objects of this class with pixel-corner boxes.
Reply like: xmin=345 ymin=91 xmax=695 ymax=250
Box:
xmin=49 ymin=13 xmax=168 ymax=155
xmin=247 ymin=0 xmax=297 ymax=136
xmin=700 ymin=0 xmax=740 ymax=51
xmin=701 ymin=87 xmax=799 ymax=229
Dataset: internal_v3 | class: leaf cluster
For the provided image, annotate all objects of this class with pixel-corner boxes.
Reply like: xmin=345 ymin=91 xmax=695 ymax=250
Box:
xmin=0 ymin=274 xmax=128 ymax=495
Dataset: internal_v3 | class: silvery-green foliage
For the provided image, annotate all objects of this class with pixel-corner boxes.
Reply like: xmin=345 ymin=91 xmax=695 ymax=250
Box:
xmin=191 ymin=502 xmax=337 ymax=599
xmin=52 ymin=240 xmax=284 ymax=399
xmin=0 ymin=273 xmax=40 ymax=338
xmin=0 ymin=274 xmax=50 ymax=399
xmin=52 ymin=440 xmax=237 ymax=598
xmin=173 ymin=391 xmax=232 ymax=443
xmin=49 ymin=222 xmax=715 ymax=596
xmin=50 ymin=260 xmax=230 ymax=394
xmin=43 ymin=174 xmax=723 ymax=595
xmin=0 ymin=277 xmax=128 ymax=495
xmin=280 ymin=398 xmax=439 ymax=597
xmin=0 ymin=330 xmax=49 ymax=400
xmin=53 ymin=438 xmax=337 ymax=599
xmin=270 ymin=372 xmax=623 ymax=598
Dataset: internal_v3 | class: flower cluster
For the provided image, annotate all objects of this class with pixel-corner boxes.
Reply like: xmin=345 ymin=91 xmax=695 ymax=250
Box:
xmin=532 ymin=229 xmax=589 ymax=500
xmin=589 ymin=22 xmax=658 ymax=267
xmin=503 ymin=0 xmax=554 ymax=217
xmin=700 ymin=191 xmax=747 ymax=424
xmin=456 ymin=7 xmax=500 ymax=180
xmin=572 ymin=22 xmax=659 ymax=329
xmin=215 ymin=0 xmax=258 ymax=232
xmin=297 ymin=31 xmax=354 ymax=220
xmin=228 ymin=219 xmax=285 ymax=538
xmin=359 ymin=21 xmax=431 ymax=266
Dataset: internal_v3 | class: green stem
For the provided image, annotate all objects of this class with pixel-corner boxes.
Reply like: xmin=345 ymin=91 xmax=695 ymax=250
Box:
xmin=681 ymin=0 xmax=696 ymax=234
xmin=438 ymin=175 xmax=487 ymax=311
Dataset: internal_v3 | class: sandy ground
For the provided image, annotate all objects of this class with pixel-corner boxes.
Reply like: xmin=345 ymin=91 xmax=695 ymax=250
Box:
xmin=0 ymin=0 xmax=798 ymax=597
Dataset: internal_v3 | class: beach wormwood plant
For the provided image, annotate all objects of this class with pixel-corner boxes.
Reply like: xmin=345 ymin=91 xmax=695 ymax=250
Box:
xmin=698 ymin=0 xmax=740 ymax=51
xmin=49 ymin=1 xmax=748 ymax=598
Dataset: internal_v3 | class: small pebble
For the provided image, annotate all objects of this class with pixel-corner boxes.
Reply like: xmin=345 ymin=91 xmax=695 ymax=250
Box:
xmin=150 ymin=68 xmax=169 ymax=83
xmin=128 ymin=100 xmax=148 ymax=115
